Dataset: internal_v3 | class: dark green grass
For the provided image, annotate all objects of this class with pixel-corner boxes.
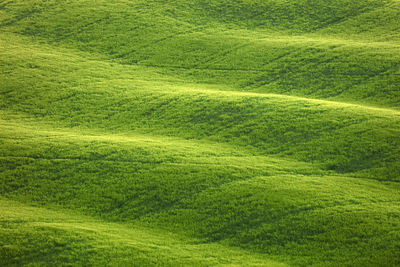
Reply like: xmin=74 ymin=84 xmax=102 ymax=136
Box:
xmin=1 ymin=0 xmax=400 ymax=266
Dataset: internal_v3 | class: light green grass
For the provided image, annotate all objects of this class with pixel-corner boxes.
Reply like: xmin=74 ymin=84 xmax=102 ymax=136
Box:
xmin=0 ymin=199 xmax=286 ymax=266
xmin=2 ymin=0 xmax=399 ymax=105
xmin=1 ymin=0 xmax=400 ymax=266
xmin=1 ymin=118 xmax=399 ymax=266
xmin=2 ymin=32 xmax=400 ymax=180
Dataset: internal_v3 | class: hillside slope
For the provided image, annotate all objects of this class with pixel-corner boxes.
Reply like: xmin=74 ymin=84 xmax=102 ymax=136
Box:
xmin=1 ymin=0 xmax=400 ymax=266
xmin=0 ymin=199 xmax=285 ymax=266
xmin=1 ymin=112 xmax=399 ymax=266
xmin=1 ymin=0 xmax=399 ymax=105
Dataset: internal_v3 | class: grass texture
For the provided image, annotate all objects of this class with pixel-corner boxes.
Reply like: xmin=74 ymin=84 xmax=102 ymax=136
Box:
xmin=1 ymin=0 xmax=400 ymax=266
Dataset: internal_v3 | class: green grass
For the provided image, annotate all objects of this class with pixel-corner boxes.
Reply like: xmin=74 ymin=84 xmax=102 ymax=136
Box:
xmin=1 ymin=0 xmax=400 ymax=266
xmin=1 ymin=116 xmax=399 ymax=266
xmin=2 ymin=0 xmax=399 ymax=106
xmin=0 ymin=199 xmax=286 ymax=266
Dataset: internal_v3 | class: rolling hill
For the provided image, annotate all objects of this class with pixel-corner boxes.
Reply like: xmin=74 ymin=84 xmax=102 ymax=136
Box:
xmin=1 ymin=0 xmax=400 ymax=266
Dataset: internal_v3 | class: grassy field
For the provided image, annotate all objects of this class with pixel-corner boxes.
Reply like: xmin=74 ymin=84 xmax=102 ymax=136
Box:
xmin=1 ymin=0 xmax=400 ymax=266
xmin=0 ymin=198 xmax=287 ymax=266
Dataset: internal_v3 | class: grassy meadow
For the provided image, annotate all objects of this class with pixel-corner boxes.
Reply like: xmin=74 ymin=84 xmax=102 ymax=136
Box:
xmin=1 ymin=0 xmax=400 ymax=266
